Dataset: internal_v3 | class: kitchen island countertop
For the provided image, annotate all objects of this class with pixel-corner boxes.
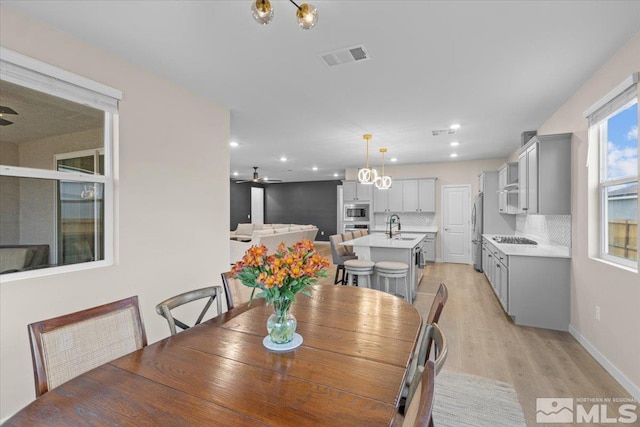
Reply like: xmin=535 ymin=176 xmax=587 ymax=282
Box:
xmin=341 ymin=233 xmax=428 ymax=249
xmin=370 ymin=225 xmax=438 ymax=234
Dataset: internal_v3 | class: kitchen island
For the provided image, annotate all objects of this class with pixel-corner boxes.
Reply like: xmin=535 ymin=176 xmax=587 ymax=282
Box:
xmin=341 ymin=233 xmax=428 ymax=302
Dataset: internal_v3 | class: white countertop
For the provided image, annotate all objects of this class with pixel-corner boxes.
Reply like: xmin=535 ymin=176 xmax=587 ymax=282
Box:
xmin=483 ymin=234 xmax=571 ymax=259
xmin=370 ymin=225 xmax=438 ymax=234
xmin=341 ymin=233 xmax=428 ymax=249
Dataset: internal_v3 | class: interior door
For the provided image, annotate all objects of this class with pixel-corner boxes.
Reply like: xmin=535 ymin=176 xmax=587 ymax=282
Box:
xmin=251 ymin=186 xmax=264 ymax=224
xmin=442 ymin=185 xmax=471 ymax=264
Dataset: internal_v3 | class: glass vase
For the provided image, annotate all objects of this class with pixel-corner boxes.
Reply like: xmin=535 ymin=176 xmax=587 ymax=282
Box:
xmin=267 ymin=298 xmax=297 ymax=344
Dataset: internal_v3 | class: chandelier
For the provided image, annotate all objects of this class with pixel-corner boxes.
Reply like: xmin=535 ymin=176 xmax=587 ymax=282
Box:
xmin=251 ymin=0 xmax=318 ymax=30
xmin=375 ymin=148 xmax=392 ymax=190
xmin=357 ymin=134 xmax=378 ymax=185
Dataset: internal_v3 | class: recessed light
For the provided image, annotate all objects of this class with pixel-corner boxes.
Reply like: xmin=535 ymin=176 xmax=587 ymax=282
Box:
xmin=390 ymin=158 xmax=398 ymax=162
xmin=450 ymin=123 xmax=461 ymax=130
xmin=450 ymin=153 xmax=458 ymax=158
xmin=333 ymin=173 xmax=339 ymax=177
xmin=280 ymin=156 xmax=287 ymax=162
xmin=450 ymin=141 xmax=459 ymax=147
xmin=312 ymin=166 xmax=318 ymax=171
xmin=233 ymin=171 xmax=239 ymax=176
xmin=229 ymin=141 xmax=239 ymax=147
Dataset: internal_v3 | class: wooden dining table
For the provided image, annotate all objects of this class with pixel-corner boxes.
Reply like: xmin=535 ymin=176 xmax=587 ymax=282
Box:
xmin=6 ymin=284 xmax=422 ymax=426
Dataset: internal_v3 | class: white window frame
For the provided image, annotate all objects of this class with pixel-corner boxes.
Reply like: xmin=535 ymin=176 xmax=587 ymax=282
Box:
xmin=585 ymin=73 xmax=638 ymax=271
xmin=0 ymin=48 xmax=120 ymax=281
xmin=596 ymin=101 xmax=638 ymax=269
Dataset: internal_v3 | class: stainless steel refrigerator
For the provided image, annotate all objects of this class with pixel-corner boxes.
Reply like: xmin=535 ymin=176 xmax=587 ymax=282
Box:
xmin=472 ymin=171 xmax=516 ymax=272
xmin=472 ymin=193 xmax=484 ymax=271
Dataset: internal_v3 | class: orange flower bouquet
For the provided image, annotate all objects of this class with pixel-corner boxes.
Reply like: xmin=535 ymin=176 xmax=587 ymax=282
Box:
xmin=231 ymin=239 xmax=329 ymax=344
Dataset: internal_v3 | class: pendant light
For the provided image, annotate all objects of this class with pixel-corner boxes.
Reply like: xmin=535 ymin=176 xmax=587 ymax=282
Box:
xmin=357 ymin=134 xmax=378 ymax=185
xmin=251 ymin=0 xmax=318 ymax=30
xmin=375 ymin=148 xmax=392 ymax=190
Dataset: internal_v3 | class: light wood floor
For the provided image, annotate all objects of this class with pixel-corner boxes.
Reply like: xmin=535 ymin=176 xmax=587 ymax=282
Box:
xmin=313 ymin=242 xmax=633 ymax=426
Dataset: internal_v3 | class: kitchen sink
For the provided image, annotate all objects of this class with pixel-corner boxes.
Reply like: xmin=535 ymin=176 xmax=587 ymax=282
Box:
xmin=392 ymin=237 xmax=416 ymax=241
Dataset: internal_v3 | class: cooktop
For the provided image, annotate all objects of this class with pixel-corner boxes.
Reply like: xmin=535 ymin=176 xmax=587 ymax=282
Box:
xmin=492 ymin=236 xmax=538 ymax=245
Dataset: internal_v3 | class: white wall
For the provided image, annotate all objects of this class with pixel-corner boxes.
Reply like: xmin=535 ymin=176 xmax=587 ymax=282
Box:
xmin=0 ymin=7 xmax=230 ymax=420
xmin=509 ymin=31 xmax=640 ymax=398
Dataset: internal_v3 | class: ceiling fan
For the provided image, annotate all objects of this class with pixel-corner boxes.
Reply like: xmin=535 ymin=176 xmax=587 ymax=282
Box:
xmin=235 ymin=167 xmax=282 ymax=184
xmin=0 ymin=106 xmax=18 ymax=126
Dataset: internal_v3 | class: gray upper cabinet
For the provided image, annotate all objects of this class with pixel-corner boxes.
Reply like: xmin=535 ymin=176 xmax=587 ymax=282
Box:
xmin=402 ymin=179 xmax=436 ymax=213
xmin=518 ymin=133 xmax=571 ymax=215
xmin=402 ymin=180 xmax=419 ymax=212
xmin=418 ymin=179 xmax=436 ymax=212
xmin=498 ymin=162 xmax=518 ymax=214
xmin=343 ymin=181 xmax=373 ymax=202
xmin=373 ymin=181 xmax=403 ymax=213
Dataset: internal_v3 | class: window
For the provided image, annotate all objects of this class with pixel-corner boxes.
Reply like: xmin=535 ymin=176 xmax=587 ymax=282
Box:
xmin=0 ymin=48 xmax=120 ymax=278
xmin=586 ymin=73 xmax=638 ymax=269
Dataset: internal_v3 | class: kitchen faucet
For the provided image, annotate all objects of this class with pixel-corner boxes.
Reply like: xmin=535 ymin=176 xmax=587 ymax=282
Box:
xmin=386 ymin=214 xmax=401 ymax=238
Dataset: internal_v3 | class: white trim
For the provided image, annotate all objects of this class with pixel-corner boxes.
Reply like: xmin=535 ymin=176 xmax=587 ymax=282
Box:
xmin=0 ymin=47 xmax=122 ymax=100
xmin=569 ymin=325 xmax=640 ymax=401
xmin=0 ymin=260 xmax=112 ymax=283
xmin=584 ymin=72 xmax=638 ymax=118
xmin=0 ymin=165 xmax=107 ymax=183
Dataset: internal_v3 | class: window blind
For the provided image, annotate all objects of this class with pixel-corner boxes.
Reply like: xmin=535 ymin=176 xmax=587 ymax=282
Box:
xmin=584 ymin=73 xmax=638 ymax=126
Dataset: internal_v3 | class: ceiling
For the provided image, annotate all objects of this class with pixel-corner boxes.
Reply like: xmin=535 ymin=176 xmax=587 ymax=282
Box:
xmin=3 ymin=1 xmax=640 ymax=183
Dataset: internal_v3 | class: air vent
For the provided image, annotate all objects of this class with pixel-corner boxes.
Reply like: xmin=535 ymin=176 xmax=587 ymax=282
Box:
xmin=432 ymin=129 xmax=457 ymax=136
xmin=521 ymin=130 xmax=537 ymax=146
xmin=319 ymin=45 xmax=370 ymax=68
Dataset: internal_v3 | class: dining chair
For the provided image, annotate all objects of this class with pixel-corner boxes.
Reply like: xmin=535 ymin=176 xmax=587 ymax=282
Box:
xmin=426 ymin=283 xmax=448 ymax=325
xmin=405 ymin=322 xmax=448 ymax=411
xmin=329 ymin=234 xmax=358 ymax=285
xmin=402 ymin=360 xmax=436 ymax=427
xmin=342 ymin=231 xmax=355 ymax=256
xmin=28 ymin=296 xmax=147 ymax=397
xmin=221 ymin=271 xmax=254 ymax=308
xmin=155 ymin=286 xmax=223 ymax=335
xmin=220 ymin=271 xmax=237 ymax=310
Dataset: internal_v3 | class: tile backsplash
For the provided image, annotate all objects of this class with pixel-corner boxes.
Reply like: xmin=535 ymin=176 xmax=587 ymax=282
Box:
xmin=374 ymin=212 xmax=437 ymax=227
xmin=516 ymin=214 xmax=571 ymax=247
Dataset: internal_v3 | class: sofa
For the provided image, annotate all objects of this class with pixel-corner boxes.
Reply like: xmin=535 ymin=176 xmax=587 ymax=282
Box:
xmin=0 ymin=244 xmax=50 ymax=274
xmin=230 ymin=224 xmax=318 ymax=263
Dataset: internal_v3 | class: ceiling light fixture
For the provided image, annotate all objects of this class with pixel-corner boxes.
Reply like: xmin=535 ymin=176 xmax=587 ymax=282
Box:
xmin=333 ymin=173 xmax=339 ymax=177
xmin=280 ymin=156 xmax=287 ymax=162
xmin=390 ymin=157 xmax=398 ymax=162
xmin=229 ymin=141 xmax=239 ymax=147
xmin=450 ymin=123 xmax=461 ymax=130
xmin=312 ymin=166 xmax=318 ymax=171
xmin=357 ymin=134 xmax=378 ymax=185
xmin=450 ymin=141 xmax=459 ymax=147
xmin=375 ymin=148 xmax=392 ymax=190
xmin=450 ymin=153 xmax=458 ymax=158
xmin=251 ymin=0 xmax=318 ymax=30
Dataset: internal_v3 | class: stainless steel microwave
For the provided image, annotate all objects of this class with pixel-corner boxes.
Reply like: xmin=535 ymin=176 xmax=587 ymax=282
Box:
xmin=344 ymin=204 xmax=370 ymax=222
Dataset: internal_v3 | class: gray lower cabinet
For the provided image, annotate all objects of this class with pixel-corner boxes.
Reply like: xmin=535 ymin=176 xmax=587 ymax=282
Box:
xmin=507 ymin=256 xmax=569 ymax=331
xmin=482 ymin=238 xmax=569 ymax=331
xmin=423 ymin=233 xmax=436 ymax=262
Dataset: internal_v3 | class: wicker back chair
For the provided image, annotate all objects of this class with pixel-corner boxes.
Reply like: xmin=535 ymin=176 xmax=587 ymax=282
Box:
xmin=28 ymin=296 xmax=147 ymax=397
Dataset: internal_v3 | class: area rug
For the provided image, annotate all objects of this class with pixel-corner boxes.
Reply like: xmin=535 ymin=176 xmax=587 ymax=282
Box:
xmin=433 ymin=369 xmax=526 ymax=427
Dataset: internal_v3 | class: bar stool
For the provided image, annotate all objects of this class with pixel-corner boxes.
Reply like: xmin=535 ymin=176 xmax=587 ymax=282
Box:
xmin=344 ymin=259 xmax=375 ymax=288
xmin=375 ymin=261 xmax=410 ymax=301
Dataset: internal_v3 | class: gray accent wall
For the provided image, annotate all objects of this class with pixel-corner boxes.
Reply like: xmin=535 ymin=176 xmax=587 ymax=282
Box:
xmin=265 ymin=180 xmax=341 ymax=241
xmin=230 ymin=180 xmax=253 ymax=230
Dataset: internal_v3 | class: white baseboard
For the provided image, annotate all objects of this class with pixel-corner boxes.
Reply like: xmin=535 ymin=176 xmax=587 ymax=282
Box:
xmin=569 ymin=324 xmax=640 ymax=401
